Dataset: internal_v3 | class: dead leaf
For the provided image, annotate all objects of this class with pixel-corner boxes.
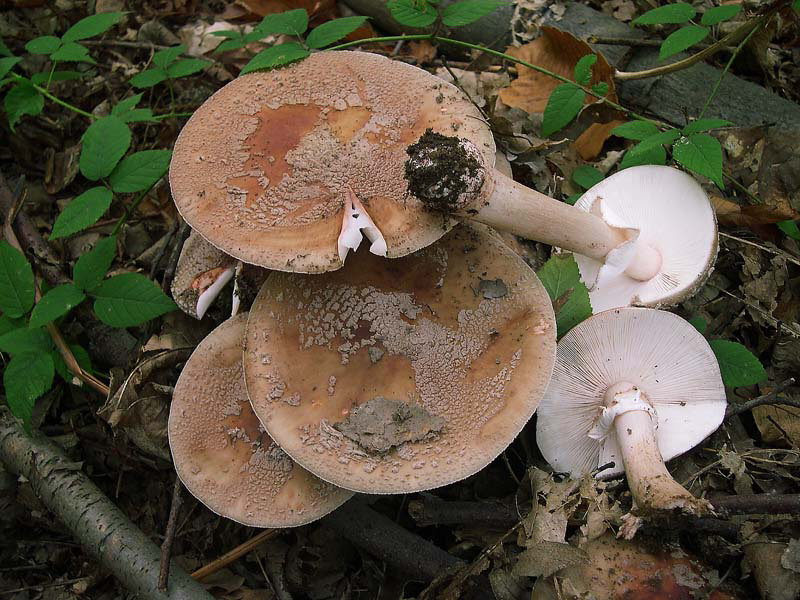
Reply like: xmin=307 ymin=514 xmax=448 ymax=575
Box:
xmin=512 ymin=541 xmax=589 ymax=578
xmin=601 ymin=0 xmax=637 ymax=22
xmin=782 ymin=539 xmax=800 ymax=574
xmin=711 ymin=195 xmax=798 ymax=227
xmin=227 ymin=0 xmax=337 ymax=25
xmin=406 ymin=40 xmax=437 ymax=64
xmin=573 ymin=119 xmax=626 ymax=160
xmin=753 ymin=402 xmax=800 ymax=446
xmin=498 ymin=26 xmax=617 ymax=115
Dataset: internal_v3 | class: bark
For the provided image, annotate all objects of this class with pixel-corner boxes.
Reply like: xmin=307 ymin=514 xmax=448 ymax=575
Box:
xmin=0 ymin=413 xmax=214 ymax=600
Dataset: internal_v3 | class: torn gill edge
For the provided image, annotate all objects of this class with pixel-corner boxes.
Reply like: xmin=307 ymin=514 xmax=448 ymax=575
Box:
xmin=337 ymin=185 xmax=388 ymax=263
xmin=195 ymin=265 xmax=236 ymax=319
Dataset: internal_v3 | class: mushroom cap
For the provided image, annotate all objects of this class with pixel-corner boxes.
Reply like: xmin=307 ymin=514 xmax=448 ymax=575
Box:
xmin=574 ymin=166 xmax=718 ymax=312
xmin=171 ymin=230 xmax=237 ymax=318
xmin=168 ymin=313 xmax=353 ymax=527
xmin=243 ymin=223 xmax=556 ymax=494
xmin=536 ymin=307 xmax=726 ymax=479
xmin=169 ymin=51 xmax=495 ymax=273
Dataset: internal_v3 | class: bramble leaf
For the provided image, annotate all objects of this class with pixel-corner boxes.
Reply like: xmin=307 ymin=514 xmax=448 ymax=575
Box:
xmin=682 ymin=118 xmax=732 ymax=135
xmin=672 ymin=133 xmax=723 ymax=187
xmin=30 ymin=70 xmax=83 ymax=85
xmin=28 ymin=284 xmax=85 ymax=328
xmin=50 ymin=42 xmax=96 ymax=63
xmin=709 ymin=340 xmax=766 ymax=387
xmin=50 ymin=187 xmax=113 ymax=239
xmin=109 ymin=149 xmax=171 ymax=193
xmin=0 ymin=240 xmax=35 ymax=318
xmin=633 ymin=3 xmax=696 ymax=25
xmin=0 ymin=327 xmax=51 ymax=354
xmin=634 ymin=128 xmax=680 ymax=152
xmin=240 ymin=42 xmax=309 ymax=74
xmin=25 ymin=36 xmax=61 ymax=55
xmin=591 ymin=82 xmax=609 ymax=96
xmin=130 ymin=67 xmax=168 ymax=88
xmin=0 ymin=56 xmax=20 ymax=80
xmin=573 ymin=54 xmax=596 ymax=86
xmin=306 ymin=16 xmax=368 ymax=49
xmin=74 ymin=235 xmax=117 ymax=292
xmin=153 ymin=45 xmax=185 ymax=68
xmin=61 ymin=12 xmax=124 ymax=43
xmin=537 ymin=254 xmax=592 ymax=338
xmin=79 ymin=116 xmax=131 ymax=180
xmin=612 ymin=120 xmax=660 ymax=140
xmin=258 ymin=9 xmax=309 ymax=36
xmin=572 ymin=165 xmax=604 ymax=190
xmin=777 ymin=220 xmax=800 ymax=240
xmin=688 ymin=316 xmax=707 ymax=334
xmin=541 ymin=83 xmax=584 ymax=137
xmin=659 ymin=25 xmax=709 ymax=60
xmin=619 ymin=144 xmax=666 ymax=169
xmin=701 ymin=5 xmax=741 ymax=25
xmin=388 ymin=0 xmax=438 ymax=27
xmin=166 ymin=58 xmax=209 ymax=78
xmin=441 ymin=0 xmax=502 ymax=26
xmin=4 ymin=83 xmax=43 ymax=130
xmin=4 ymin=352 xmax=54 ymax=428
xmin=92 ymin=273 xmax=177 ymax=327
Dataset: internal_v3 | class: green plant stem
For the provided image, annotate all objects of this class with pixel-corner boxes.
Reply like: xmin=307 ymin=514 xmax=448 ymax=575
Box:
xmin=45 ymin=60 xmax=57 ymax=90
xmin=9 ymin=73 xmax=95 ymax=119
xmin=112 ymin=178 xmax=162 ymax=235
xmin=152 ymin=111 xmax=194 ymax=121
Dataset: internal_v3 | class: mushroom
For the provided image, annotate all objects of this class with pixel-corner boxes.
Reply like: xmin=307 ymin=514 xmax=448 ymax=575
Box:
xmin=169 ymin=50 xmax=716 ymax=310
xmin=535 ymin=307 xmax=726 ymax=529
xmin=168 ymin=313 xmax=353 ymax=526
xmin=243 ymin=223 xmax=556 ymax=493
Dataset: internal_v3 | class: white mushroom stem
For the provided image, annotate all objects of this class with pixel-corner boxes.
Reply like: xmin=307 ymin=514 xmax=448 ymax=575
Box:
xmin=196 ymin=266 xmax=236 ymax=319
xmin=474 ymin=171 xmax=662 ymax=281
xmin=589 ymin=383 xmax=713 ymax=517
xmin=338 ymin=186 xmax=388 ymax=263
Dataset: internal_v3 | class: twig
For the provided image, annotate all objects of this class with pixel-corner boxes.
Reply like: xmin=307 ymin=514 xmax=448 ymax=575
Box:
xmin=408 ymin=493 xmax=520 ymax=529
xmin=709 ymin=493 xmax=800 ymax=515
xmin=709 ymin=285 xmax=800 ymax=338
xmin=719 ymin=232 xmax=800 ymax=268
xmin=191 ymin=529 xmax=279 ymax=581
xmin=0 ymin=577 xmax=88 ymax=597
xmin=726 ymin=378 xmax=797 ymax=418
xmin=158 ymin=476 xmax=184 ymax=592
xmin=587 ymin=35 xmax=684 ymax=48
xmin=0 ymin=412 xmax=214 ymax=600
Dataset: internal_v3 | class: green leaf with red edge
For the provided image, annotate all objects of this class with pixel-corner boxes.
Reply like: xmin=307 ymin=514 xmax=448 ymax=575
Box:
xmin=541 ymin=83 xmax=585 ymax=137
xmin=659 ymin=25 xmax=710 ymax=60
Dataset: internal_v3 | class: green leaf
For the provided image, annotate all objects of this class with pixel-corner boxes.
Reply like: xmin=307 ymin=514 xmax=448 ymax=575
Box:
xmin=214 ymin=38 xmax=248 ymax=53
xmin=619 ymin=144 xmax=666 ymax=169
xmin=109 ymin=149 xmax=171 ymax=193
xmin=709 ymin=339 xmax=767 ymax=387
xmin=166 ymin=58 xmax=209 ymax=78
xmin=536 ymin=254 xmax=592 ymax=338
xmin=50 ymin=187 xmax=113 ymax=239
xmin=688 ymin=315 xmax=707 ymax=334
xmin=74 ymin=235 xmax=117 ymax=292
xmin=633 ymin=3 xmax=696 ymax=25
xmin=4 ymin=352 xmax=54 ymax=428
xmin=612 ymin=120 xmax=660 ymax=140
xmin=62 ymin=12 xmax=124 ymax=42
xmin=4 ymin=83 xmax=44 ymax=130
xmin=541 ymin=83 xmax=584 ymax=137
xmin=0 ymin=56 xmax=20 ymax=80
xmin=112 ymin=93 xmax=155 ymax=122
xmin=0 ymin=327 xmax=51 ymax=354
xmin=0 ymin=38 xmax=11 ymax=57
xmin=0 ymin=315 xmax=23 ymax=336
xmin=659 ymin=25 xmax=709 ymax=60
xmin=25 ymin=35 xmax=62 ymax=54
xmin=0 ymin=240 xmax=35 ymax=318
xmin=388 ymin=0 xmax=438 ymax=27
xmin=565 ymin=193 xmax=582 ymax=206
xmin=794 ymin=0 xmax=800 ymax=11
xmin=258 ymin=9 xmax=309 ymax=36
xmin=306 ymin=16 xmax=368 ymax=49
xmin=92 ymin=273 xmax=177 ymax=327
xmin=79 ymin=116 xmax=132 ymax=181
xmin=240 ymin=42 xmax=310 ymax=74
xmin=441 ymin=0 xmax=502 ymax=26
xmin=50 ymin=42 xmax=96 ymax=64
xmin=634 ymin=128 xmax=680 ymax=152
xmin=130 ymin=67 xmax=168 ymax=88
xmin=682 ymin=118 xmax=732 ymax=135
xmin=573 ymin=54 xmax=596 ymax=86
xmin=591 ymin=82 xmax=609 ymax=96
xmin=112 ymin=93 xmax=143 ymax=116
xmin=572 ymin=165 xmax=604 ymax=190
xmin=30 ymin=70 xmax=84 ymax=85
xmin=28 ymin=284 xmax=85 ymax=328
xmin=777 ymin=220 xmax=800 ymax=241
xmin=153 ymin=45 xmax=185 ymax=68
xmin=672 ymin=133 xmax=724 ymax=187
xmin=701 ymin=4 xmax=741 ymax=25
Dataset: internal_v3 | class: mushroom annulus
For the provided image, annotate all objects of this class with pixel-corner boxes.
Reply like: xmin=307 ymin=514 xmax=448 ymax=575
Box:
xmin=535 ymin=307 xmax=726 ymax=534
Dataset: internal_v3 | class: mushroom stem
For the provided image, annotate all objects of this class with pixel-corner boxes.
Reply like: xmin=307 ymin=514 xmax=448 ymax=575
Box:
xmin=473 ymin=171 xmax=661 ymax=281
xmin=596 ymin=383 xmax=713 ymax=518
xmin=338 ymin=186 xmax=388 ymax=263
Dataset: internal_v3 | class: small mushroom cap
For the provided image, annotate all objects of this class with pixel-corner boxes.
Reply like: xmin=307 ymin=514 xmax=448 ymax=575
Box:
xmin=574 ymin=166 xmax=718 ymax=311
xmin=169 ymin=51 xmax=495 ymax=273
xmin=536 ymin=307 xmax=726 ymax=479
xmin=244 ymin=224 xmax=556 ymax=493
xmin=171 ymin=230 xmax=237 ymax=318
xmin=168 ymin=313 xmax=353 ymax=527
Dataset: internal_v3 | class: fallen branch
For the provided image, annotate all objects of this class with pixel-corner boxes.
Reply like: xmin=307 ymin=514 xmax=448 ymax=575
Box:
xmin=0 ymin=412 xmax=214 ymax=600
xmin=710 ymin=493 xmax=800 ymax=515
xmin=408 ymin=493 xmax=520 ymax=528
xmin=191 ymin=529 xmax=279 ymax=581
xmin=726 ymin=379 xmax=798 ymax=418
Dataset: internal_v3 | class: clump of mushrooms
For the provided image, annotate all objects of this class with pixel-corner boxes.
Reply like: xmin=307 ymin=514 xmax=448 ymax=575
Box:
xmin=536 ymin=307 xmax=726 ymax=536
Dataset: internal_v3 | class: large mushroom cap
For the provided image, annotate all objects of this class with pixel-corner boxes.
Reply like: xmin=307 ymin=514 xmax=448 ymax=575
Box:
xmin=169 ymin=51 xmax=495 ymax=273
xmin=243 ymin=224 xmax=556 ymax=493
xmin=574 ymin=166 xmax=718 ymax=312
xmin=168 ymin=313 xmax=353 ymax=527
xmin=536 ymin=307 xmax=726 ymax=479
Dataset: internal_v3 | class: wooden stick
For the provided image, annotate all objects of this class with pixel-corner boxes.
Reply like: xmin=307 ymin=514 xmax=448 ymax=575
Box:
xmin=191 ymin=529 xmax=279 ymax=581
xmin=158 ymin=476 xmax=184 ymax=591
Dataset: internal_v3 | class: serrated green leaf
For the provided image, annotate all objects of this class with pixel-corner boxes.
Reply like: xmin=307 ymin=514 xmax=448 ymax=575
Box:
xmin=659 ymin=25 xmax=709 ymax=60
xmin=50 ymin=187 xmax=113 ymax=239
xmin=166 ymin=58 xmax=209 ymax=78
xmin=388 ymin=0 xmax=438 ymax=27
xmin=112 ymin=93 xmax=143 ymax=116
xmin=0 ymin=240 xmax=35 ymax=318
xmin=441 ymin=0 xmax=502 ymax=26
xmin=688 ymin=315 xmax=707 ymax=334
xmin=591 ymin=82 xmax=609 ymax=96
xmin=612 ymin=120 xmax=660 ymax=140
xmin=633 ymin=2 xmax=696 ymax=25
xmin=74 ymin=235 xmax=116 ymax=292
xmin=573 ymin=54 xmax=596 ymax=86
xmin=682 ymin=118 xmax=732 ymax=135
xmin=92 ymin=273 xmax=177 ymax=327
xmin=634 ymin=128 xmax=680 ymax=151
xmin=120 ymin=108 xmax=154 ymax=123
xmin=306 ymin=16 xmax=368 ymax=49
xmin=79 ymin=116 xmax=131 ymax=181
xmin=4 ymin=352 xmax=54 ymax=428
xmin=257 ymin=9 xmax=309 ymax=36
xmin=109 ymin=149 xmax=171 ymax=193
xmin=701 ymin=4 xmax=741 ymax=25
xmin=619 ymin=144 xmax=666 ymax=169
xmin=112 ymin=94 xmax=154 ymax=123
xmin=536 ymin=254 xmax=592 ymax=337
xmin=4 ymin=83 xmax=44 ymax=130
xmin=25 ymin=35 xmax=62 ymax=55
xmin=30 ymin=70 xmax=83 ymax=85
xmin=672 ymin=133 xmax=723 ymax=187
xmin=214 ymin=38 xmax=248 ymax=53
xmin=0 ymin=56 xmax=20 ymax=80
xmin=542 ymin=83 xmax=584 ymax=137
xmin=51 ymin=42 xmax=96 ymax=63
xmin=62 ymin=12 xmax=124 ymax=43
xmin=0 ymin=327 xmax=51 ymax=354
xmin=153 ymin=45 xmax=185 ymax=68
xmin=572 ymin=165 xmax=604 ymax=190
xmin=777 ymin=220 xmax=800 ymax=241
xmin=709 ymin=339 xmax=766 ymax=387
xmin=53 ymin=344 xmax=92 ymax=384
xmin=28 ymin=284 xmax=85 ymax=328
xmin=129 ymin=67 xmax=168 ymax=88
xmin=240 ymin=42 xmax=309 ymax=74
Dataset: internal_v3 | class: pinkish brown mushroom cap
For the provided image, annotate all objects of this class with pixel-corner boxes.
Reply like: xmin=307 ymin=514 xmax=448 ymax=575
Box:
xmin=169 ymin=51 xmax=495 ymax=274
xmin=243 ymin=223 xmax=556 ymax=494
xmin=168 ymin=313 xmax=353 ymax=527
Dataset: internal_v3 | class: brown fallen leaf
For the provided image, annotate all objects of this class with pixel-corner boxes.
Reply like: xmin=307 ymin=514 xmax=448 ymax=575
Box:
xmin=711 ymin=194 xmax=798 ymax=228
xmin=573 ymin=119 xmax=626 ymax=160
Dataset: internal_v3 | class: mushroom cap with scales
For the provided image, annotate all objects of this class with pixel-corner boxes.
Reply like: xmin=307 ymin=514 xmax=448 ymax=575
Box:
xmin=169 ymin=50 xmax=494 ymax=273
xmin=168 ymin=313 xmax=353 ymax=527
xmin=536 ymin=307 xmax=726 ymax=480
xmin=243 ymin=223 xmax=556 ymax=494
